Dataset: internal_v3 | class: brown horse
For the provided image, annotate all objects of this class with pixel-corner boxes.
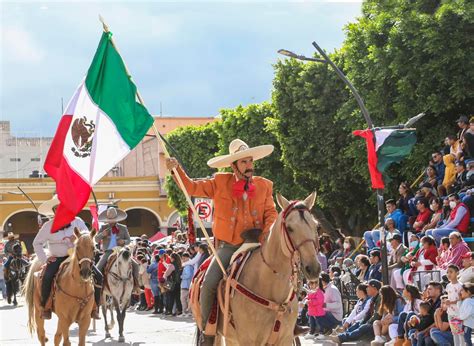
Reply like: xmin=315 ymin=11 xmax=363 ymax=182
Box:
xmin=23 ymin=228 xmax=96 ymax=346
xmin=198 ymin=192 xmax=322 ymax=345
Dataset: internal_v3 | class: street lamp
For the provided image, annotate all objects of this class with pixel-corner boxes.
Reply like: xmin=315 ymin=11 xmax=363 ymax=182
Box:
xmin=277 ymin=49 xmax=327 ymax=63
xmin=278 ymin=41 xmax=425 ymax=285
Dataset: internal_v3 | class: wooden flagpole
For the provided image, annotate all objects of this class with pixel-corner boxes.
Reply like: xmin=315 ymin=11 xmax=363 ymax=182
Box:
xmin=98 ymin=15 xmax=227 ymax=277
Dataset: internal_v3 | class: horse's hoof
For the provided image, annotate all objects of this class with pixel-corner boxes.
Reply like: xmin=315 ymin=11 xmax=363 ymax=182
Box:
xmin=118 ymin=336 xmax=125 ymax=343
xmin=105 ymin=333 xmax=111 ymax=339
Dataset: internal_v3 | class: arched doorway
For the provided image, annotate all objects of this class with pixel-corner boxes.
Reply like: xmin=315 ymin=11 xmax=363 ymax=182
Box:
xmin=3 ymin=210 xmax=40 ymax=255
xmin=124 ymin=208 xmax=161 ymax=237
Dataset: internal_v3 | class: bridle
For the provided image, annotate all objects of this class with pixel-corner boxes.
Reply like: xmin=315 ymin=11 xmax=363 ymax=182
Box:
xmin=261 ymin=201 xmax=319 ymax=275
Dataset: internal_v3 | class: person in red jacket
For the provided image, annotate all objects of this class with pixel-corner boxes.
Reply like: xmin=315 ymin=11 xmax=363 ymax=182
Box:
xmin=426 ymin=193 xmax=470 ymax=244
xmin=403 ymin=236 xmax=438 ymax=286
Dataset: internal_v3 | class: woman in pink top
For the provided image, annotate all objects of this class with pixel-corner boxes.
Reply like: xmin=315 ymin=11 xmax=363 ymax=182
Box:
xmin=304 ymin=280 xmax=325 ymax=339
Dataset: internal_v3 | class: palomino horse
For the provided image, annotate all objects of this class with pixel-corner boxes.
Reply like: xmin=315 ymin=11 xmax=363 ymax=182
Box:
xmin=195 ymin=192 xmax=322 ymax=346
xmin=101 ymin=246 xmax=134 ymax=343
xmin=6 ymin=242 xmax=29 ymax=306
xmin=24 ymin=228 xmax=96 ymax=346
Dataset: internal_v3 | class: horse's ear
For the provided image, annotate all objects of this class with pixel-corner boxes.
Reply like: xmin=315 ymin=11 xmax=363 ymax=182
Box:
xmin=276 ymin=193 xmax=290 ymax=210
xmin=303 ymin=191 xmax=317 ymax=210
xmin=90 ymin=229 xmax=96 ymax=239
xmin=73 ymin=227 xmax=81 ymax=239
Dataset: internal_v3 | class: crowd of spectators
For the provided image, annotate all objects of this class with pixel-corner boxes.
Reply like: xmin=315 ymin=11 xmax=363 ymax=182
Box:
xmin=297 ymin=115 xmax=474 ymax=345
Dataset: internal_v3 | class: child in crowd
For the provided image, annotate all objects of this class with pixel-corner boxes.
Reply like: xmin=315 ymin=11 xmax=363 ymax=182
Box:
xmin=407 ymin=302 xmax=432 ymax=345
xmin=304 ymin=280 xmax=325 ymax=339
xmin=445 ymin=264 xmax=464 ymax=345
xmin=297 ymin=291 xmax=308 ymax=327
xmin=459 ymin=283 xmax=474 ymax=346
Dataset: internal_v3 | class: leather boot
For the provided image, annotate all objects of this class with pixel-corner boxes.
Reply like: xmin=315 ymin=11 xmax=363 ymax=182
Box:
xmin=152 ymin=296 xmax=160 ymax=314
xmin=41 ymin=308 xmax=52 ymax=320
xmin=294 ymin=324 xmax=310 ymax=336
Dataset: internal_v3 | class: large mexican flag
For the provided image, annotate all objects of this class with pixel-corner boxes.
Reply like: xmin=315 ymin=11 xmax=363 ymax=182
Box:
xmin=45 ymin=32 xmax=154 ymax=232
xmin=353 ymin=128 xmax=417 ymax=189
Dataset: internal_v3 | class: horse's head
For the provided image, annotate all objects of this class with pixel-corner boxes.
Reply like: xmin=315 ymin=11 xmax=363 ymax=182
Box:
xmin=276 ymin=192 xmax=321 ymax=281
xmin=118 ymin=246 xmax=132 ymax=263
xmin=73 ymin=228 xmax=96 ymax=281
xmin=12 ymin=242 xmax=22 ymax=258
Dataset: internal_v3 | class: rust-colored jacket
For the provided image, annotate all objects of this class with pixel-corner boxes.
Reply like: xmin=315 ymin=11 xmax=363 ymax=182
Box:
xmin=173 ymin=166 xmax=278 ymax=245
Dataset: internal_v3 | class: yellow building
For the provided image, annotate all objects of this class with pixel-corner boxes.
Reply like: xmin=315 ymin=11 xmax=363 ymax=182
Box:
xmin=0 ymin=116 xmax=217 ymax=254
xmin=0 ymin=176 xmax=180 ymax=254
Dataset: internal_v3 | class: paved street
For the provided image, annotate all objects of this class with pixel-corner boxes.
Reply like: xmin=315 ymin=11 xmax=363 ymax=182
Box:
xmin=0 ymin=297 xmax=196 ymax=345
xmin=0 ymin=296 xmax=334 ymax=345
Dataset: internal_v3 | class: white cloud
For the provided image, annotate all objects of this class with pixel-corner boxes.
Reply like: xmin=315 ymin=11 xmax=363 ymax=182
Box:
xmin=2 ymin=27 xmax=46 ymax=63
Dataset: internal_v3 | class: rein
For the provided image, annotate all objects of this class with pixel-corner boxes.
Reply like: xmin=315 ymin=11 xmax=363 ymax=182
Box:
xmin=261 ymin=201 xmax=318 ymax=275
xmin=56 ymin=253 xmax=94 ymax=310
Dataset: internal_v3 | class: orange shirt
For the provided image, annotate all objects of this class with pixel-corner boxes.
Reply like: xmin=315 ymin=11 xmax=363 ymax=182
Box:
xmin=173 ymin=166 xmax=278 ymax=245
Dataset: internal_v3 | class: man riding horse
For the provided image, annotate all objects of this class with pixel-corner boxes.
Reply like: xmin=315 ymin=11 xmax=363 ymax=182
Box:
xmin=3 ymin=232 xmax=28 ymax=275
xmin=32 ymin=195 xmax=103 ymax=319
xmin=167 ymin=138 xmax=295 ymax=345
xmin=95 ymin=207 xmax=141 ymax=295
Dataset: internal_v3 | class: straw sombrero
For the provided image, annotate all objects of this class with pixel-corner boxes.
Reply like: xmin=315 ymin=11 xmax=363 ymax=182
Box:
xmin=98 ymin=207 xmax=127 ymax=223
xmin=38 ymin=195 xmax=60 ymax=216
xmin=207 ymin=139 xmax=274 ymax=169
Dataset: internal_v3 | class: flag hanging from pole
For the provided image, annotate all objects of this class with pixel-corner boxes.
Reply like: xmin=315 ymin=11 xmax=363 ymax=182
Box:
xmin=44 ymin=31 xmax=154 ymax=232
xmin=353 ymin=129 xmax=417 ymax=189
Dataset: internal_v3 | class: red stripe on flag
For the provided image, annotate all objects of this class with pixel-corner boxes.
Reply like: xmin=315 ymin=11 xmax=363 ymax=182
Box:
xmin=353 ymin=129 xmax=385 ymax=189
xmin=89 ymin=204 xmax=99 ymax=231
xmin=44 ymin=115 xmax=91 ymax=232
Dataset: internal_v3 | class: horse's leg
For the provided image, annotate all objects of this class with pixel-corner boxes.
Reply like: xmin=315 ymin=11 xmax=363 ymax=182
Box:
xmin=102 ymin=304 xmax=111 ymax=338
xmin=116 ymin=305 xmax=126 ymax=343
xmin=34 ymin=300 xmax=48 ymax=345
xmin=56 ymin=317 xmax=72 ymax=346
xmin=54 ymin=317 xmax=63 ymax=346
xmin=77 ymin=315 xmax=91 ymax=346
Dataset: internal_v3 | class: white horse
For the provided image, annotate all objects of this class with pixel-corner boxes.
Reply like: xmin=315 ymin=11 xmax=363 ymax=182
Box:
xmin=101 ymin=247 xmax=134 ymax=343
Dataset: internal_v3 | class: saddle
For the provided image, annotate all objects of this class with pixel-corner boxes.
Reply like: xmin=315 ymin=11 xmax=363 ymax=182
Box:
xmin=35 ymin=259 xmax=70 ymax=313
xmin=103 ymin=252 xmax=118 ymax=292
xmin=190 ymin=243 xmax=297 ymax=345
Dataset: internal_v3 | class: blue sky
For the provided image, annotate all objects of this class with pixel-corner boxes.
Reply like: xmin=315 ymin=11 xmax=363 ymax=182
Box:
xmin=1 ymin=0 xmax=362 ymax=136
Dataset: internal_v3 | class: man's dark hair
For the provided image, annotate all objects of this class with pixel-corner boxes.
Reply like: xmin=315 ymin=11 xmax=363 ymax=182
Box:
xmin=432 ymin=151 xmax=442 ymax=156
xmin=419 ymin=302 xmax=431 ymax=311
xmin=441 ymin=237 xmax=450 ymax=246
xmin=320 ymin=273 xmax=331 ymax=284
xmin=456 ymin=160 xmax=466 ymax=168
xmin=448 ymin=193 xmax=460 ymax=200
xmin=417 ymin=198 xmax=429 ymax=208
xmin=370 ymin=250 xmax=381 ymax=260
xmin=428 ymin=281 xmax=443 ymax=292
xmin=357 ymin=283 xmax=368 ymax=295
xmin=385 ymin=199 xmax=396 ymax=206
xmin=182 ymin=252 xmax=190 ymax=258
xmin=359 ymin=256 xmax=371 ymax=267
xmin=330 ymin=266 xmax=342 ymax=276
xmin=462 ymin=283 xmax=474 ymax=295
xmin=448 ymin=264 xmax=460 ymax=272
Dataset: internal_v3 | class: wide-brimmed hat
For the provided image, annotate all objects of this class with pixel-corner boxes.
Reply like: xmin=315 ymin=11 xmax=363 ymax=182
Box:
xmin=207 ymin=139 xmax=274 ymax=169
xmin=38 ymin=195 xmax=60 ymax=216
xmin=98 ymin=207 xmax=127 ymax=223
xmin=7 ymin=232 xmax=19 ymax=240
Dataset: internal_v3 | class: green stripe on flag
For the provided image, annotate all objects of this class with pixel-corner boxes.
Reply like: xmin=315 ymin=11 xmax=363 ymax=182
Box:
xmin=85 ymin=32 xmax=154 ymax=149
xmin=376 ymin=130 xmax=417 ymax=173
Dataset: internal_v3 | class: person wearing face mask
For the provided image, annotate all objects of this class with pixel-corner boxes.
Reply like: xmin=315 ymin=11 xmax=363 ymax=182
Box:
xmin=421 ymin=197 xmax=443 ymax=233
xmin=425 ymin=193 xmax=470 ymax=244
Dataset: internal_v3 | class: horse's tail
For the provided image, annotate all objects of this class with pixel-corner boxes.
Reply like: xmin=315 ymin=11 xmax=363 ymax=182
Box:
xmin=22 ymin=257 xmax=41 ymax=335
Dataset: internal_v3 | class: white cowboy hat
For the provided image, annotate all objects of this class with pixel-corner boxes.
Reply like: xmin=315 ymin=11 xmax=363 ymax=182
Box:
xmin=38 ymin=195 xmax=60 ymax=216
xmin=98 ymin=207 xmax=127 ymax=223
xmin=207 ymin=139 xmax=274 ymax=169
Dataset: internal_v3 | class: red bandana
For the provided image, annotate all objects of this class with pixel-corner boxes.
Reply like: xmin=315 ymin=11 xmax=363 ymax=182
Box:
xmin=112 ymin=226 xmax=119 ymax=235
xmin=232 ymin=179 xmax=255 ymax=199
